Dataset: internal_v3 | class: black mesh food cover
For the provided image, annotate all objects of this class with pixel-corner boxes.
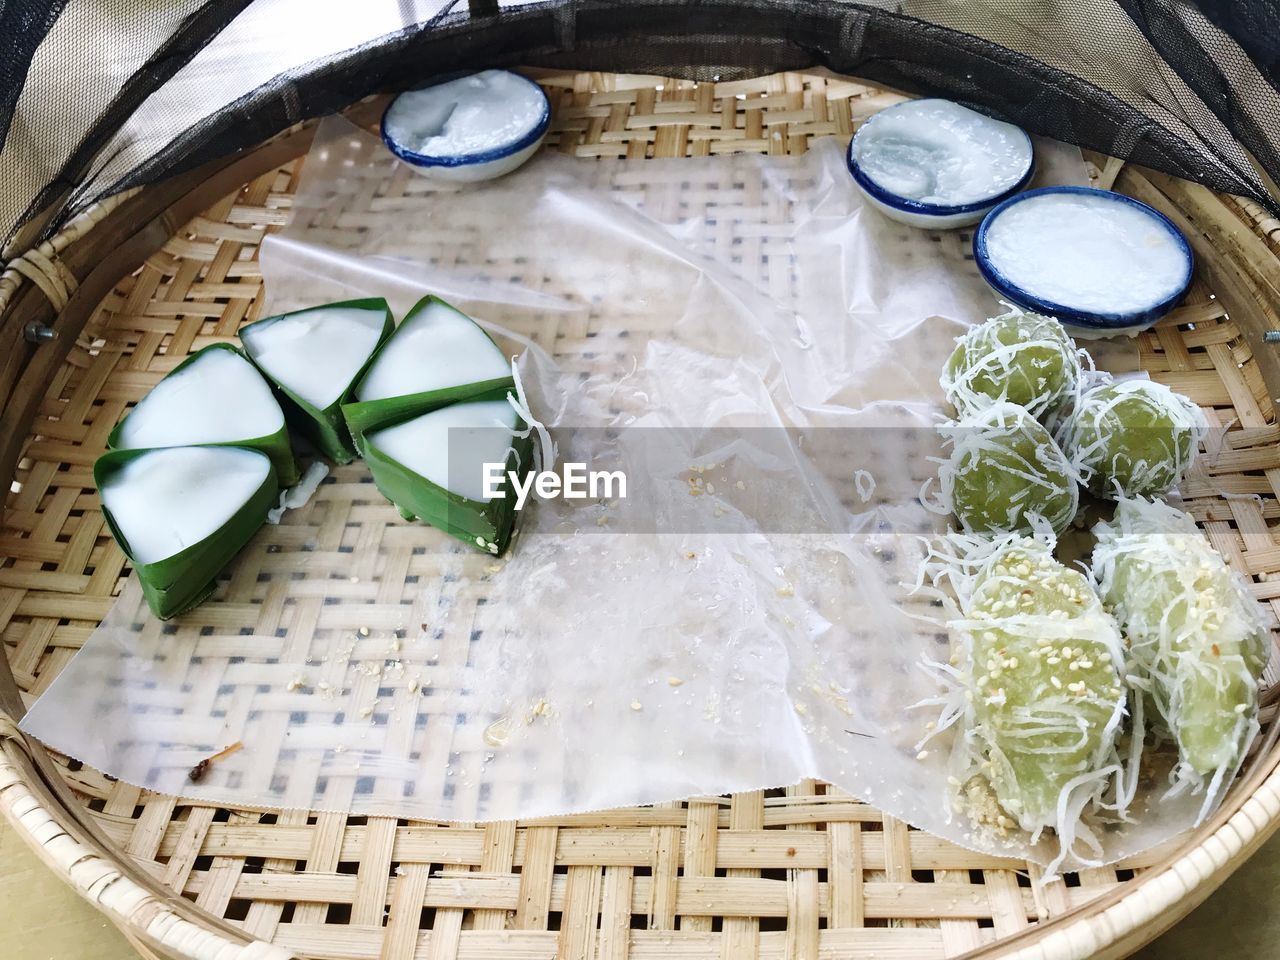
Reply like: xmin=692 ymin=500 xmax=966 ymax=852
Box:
xmin=2 ymin=0 xmax=1278 ymax=257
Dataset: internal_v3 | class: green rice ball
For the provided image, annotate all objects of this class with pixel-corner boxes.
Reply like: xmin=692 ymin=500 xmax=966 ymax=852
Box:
xmin=1092 ymin=497 xmax=1268 ymax=781
xmin=942 ymin=310 xmax=1081 ymax=419
xmin=1057 ymin=379 xmax=1205 ymax=499
xmin=940 ymin=403 xmax=1079 ymax=536
xmin=964 ymin=539 xmax=1126 ymax=839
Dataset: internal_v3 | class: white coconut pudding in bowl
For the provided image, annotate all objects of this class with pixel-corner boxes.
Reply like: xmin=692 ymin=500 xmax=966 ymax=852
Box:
xmin=381 ymin=69 xmax=550 ymax=182
xmin=847 ymin=98 xmax=1034 ymax=229
xmin=974 ymin=186 xmax=1194 ymax=337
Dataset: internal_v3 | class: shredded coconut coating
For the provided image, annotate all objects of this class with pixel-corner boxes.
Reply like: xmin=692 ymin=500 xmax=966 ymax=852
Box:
xmin=1057 ymin=379 xmax=1206 ymax=498
xmin=938 ymin=402 xmax=1079 ymax=536
xmin=1091 ymin=497 xmax=1269 ymax=815
xmin=941 ymin=308 xmax=1085 ymax=420
xmin=921 ymin=535 xmax=1127 ymax=874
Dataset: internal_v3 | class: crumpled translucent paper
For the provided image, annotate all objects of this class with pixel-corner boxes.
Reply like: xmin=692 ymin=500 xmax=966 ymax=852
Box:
xmin=24 ymin=116 xmax=1207 ymax=871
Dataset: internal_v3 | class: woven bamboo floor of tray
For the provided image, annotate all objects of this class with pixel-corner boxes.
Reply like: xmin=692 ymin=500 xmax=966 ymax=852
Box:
xmin=3 ymin=71 xmax=1280 ymax=960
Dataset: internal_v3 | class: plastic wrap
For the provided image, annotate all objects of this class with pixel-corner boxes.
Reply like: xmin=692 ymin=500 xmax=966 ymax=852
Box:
xmin=22 ymin=118 xmax=1204 ymax=871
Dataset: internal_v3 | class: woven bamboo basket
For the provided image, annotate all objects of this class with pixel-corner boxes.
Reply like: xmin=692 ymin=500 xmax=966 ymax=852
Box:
xmin=2 ymin=70 xmax=1279 ymax=960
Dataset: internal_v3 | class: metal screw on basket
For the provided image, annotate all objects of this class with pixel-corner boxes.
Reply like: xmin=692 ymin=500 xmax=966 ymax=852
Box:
xmin=23 ymin=321 xmax=57 ymax=343
xmin=1264 ymin=330 xmax=1280 ymax=343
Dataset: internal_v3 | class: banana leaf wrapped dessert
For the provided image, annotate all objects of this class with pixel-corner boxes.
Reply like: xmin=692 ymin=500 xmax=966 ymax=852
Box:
xmin=942 ymin=309 xmax=1083 ymax=419
xmin=240 ymin=298 xmax=393 ymax=462
xmin=95 ymin=446 xmax=278 ymax=618
xmin=938 ymin=402 xmax=1079 ymax=536
xmin=923 ymin=536 xmax=1127 ymax=872
xmin=363 ymin=393 xmax=533 ymax=555
xmin=109 ymin=342 xmax=298 ymax=486
xmin=1056 ymin=379 xmax=1205 ymax=498
xmin=342 ymin=295 xmax=513 ymax=448
xmin=1092 ymin=497 xmax=1270 ymax=813
xmin=338 ymin=295 xmax=530 ymax=553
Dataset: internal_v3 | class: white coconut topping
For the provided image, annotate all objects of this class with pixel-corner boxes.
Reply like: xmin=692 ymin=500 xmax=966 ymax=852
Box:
xmin=383 ymin=70 xmax=546 ymax=160
xmin=242 ymin=305 xmax=385 ymax=409
xmin=853 ymin=99 xmax=1032 ymax=206
xmin=100 ymin=446 xmax=270 ymax=564
xmin=266 ymin=460 xmax=330 ymax=524
xmin=367 ymin=399 xmax=519 ymax=502
xmin=357 ymin=299 xmax=510 ymax=402
xmin=115 ymin=347 xmax=283 ymax=448
xmin=984 ymin=191 xmax=1189 ymax=315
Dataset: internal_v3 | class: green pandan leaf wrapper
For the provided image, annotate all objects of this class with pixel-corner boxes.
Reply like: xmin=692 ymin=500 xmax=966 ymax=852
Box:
xmin=240 ymin=298 xmax=394 ymax=463
xmin=94 ymin=447 xmax=279 ymax=619
xmin=359 ymin=386 xmax=534 ymax=555
xmin=108 ymin=342 xmax=299 ymax=486
xmin=341 ymin=295 xmax=515 ymax=451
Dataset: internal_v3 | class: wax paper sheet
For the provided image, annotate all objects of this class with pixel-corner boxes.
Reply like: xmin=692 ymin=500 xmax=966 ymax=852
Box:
xmin=24 ymin=117 xmax=1210 ymax=872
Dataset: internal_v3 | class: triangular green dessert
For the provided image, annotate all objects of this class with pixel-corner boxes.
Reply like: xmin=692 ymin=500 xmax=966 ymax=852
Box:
xmin=109 ymin=343 xmax=298 ymax=485
xmin=342 ymin=295 xmax=513 ymax=450
xmin=240 ymin=298 xmax=393 ymax=462
xmin=95 ymin=445 xmax=279 ymax=618
xmin=363 ymin=394 xmax=533 ymax=555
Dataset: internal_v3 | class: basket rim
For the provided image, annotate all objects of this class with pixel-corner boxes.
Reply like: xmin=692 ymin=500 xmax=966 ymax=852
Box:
xmin=2 ymin=70 xmax=1279 ymax=960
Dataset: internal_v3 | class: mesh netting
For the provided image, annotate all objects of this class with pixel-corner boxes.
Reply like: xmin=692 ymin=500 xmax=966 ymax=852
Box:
xmin=1 ymin=0 xmax=1278 ymax=256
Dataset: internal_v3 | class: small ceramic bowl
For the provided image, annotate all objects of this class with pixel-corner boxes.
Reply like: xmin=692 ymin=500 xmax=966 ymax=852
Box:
xmin=974 ymin=186 xmax=1194 ymax=338
xmin=847 ymin=99 xmax=1034 ymax=230
xmin=381 ymin=70 xmax=551 ymax=183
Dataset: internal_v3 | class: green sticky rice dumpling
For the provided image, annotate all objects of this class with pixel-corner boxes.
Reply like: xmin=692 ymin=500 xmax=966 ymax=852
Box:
xmin=1092 ymin=497 xmax=1269 ymax=810
xmin=922 ymin=536 xmax=1127 ymax=873
xmin=1057 ymin=379 xmax=1205 ymax=499
xmin=939 ymin=402 xmax=1079 ymax=536
xmin=942 ymin=309 xmax=1082 ymax=419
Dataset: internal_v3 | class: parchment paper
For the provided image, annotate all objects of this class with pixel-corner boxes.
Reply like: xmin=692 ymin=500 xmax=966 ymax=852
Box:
xmin=24 ymin=119 xmax=1204 ymax=871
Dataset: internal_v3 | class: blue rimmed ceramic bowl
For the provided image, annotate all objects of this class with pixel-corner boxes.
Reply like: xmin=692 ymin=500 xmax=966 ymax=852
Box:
xmin=974 ymin=186 xmax=1194 ymax=338
xmin=847 ymin=98 xmax=1034 ymax=230
xmin=381 ymin=70 xmax=551 ymax=183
